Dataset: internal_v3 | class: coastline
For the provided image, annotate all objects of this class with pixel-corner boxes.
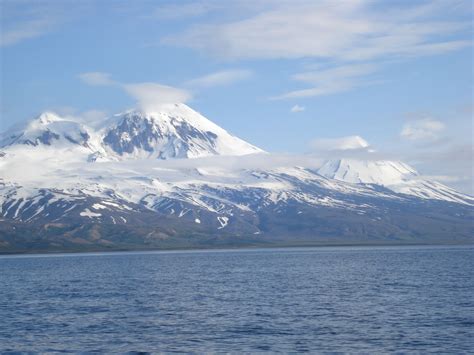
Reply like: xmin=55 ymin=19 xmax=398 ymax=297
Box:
xmin=1 ymin=239 xmax=472 ymax=257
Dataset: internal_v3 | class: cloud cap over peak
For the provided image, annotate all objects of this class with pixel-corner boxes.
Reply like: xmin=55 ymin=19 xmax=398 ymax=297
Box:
xmin=123 ymin=83 xmax=192 ymax=112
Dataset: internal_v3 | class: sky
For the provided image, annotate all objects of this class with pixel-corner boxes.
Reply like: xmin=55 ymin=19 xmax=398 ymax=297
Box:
xmin=0 ymin=0 xmax=473 ymax=193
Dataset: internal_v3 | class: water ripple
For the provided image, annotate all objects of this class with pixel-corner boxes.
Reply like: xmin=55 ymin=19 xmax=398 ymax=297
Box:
xmin=0 ymin=245 xmax=473 ymax=352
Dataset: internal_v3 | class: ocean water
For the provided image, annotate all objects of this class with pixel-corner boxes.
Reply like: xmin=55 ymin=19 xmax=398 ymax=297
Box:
xmin=0 ymin=245 xmax=473 ymax=352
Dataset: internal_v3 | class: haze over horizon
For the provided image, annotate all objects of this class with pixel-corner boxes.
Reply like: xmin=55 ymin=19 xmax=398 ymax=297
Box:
xmin=1 ymin=0 xmax=472 ymax=193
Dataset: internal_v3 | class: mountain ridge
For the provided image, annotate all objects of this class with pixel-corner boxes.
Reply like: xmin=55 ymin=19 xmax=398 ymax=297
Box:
xmin=0 ymin=103 xmax=472 ymax=252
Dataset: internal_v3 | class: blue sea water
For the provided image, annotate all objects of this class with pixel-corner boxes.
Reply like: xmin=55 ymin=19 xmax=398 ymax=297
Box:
xmin=0 ymin=245 xmax=473 ymax=352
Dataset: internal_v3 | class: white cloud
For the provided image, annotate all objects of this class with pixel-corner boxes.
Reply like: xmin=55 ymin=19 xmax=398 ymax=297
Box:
xmin=293 ymin=64 xmax=377 ymax=84
xmin=163 ymin=1 xmax=471 ymax=99
xmin=401 ymin=143 xmax=474 ymax=194
xmin=290 ymin=105 xmax=305 ymax=113
xmin=401 ymin=118 xmax=445 ymax=141
xmin=275 ymin=63 xmax=378 ymax=99
xmin=164 ymin=1 xmax=470 ymax=61
xmin=78 ymin=69 xmax=246 ymax=110
xmin=396 ymin=107 xmax=473 ymax=194
xmin=0 ymin=1 xmax=77 ymax=47
xmin=134 ymin=151 xmax=327 ymax=173
xmin=185 ymin=69 xmax=253 ymax=88
xmin=311 ymin=135 xmax=371 ymax=151
xmin=78 ymin=72 xmax=116 ymax=86
xmin=123 ymin=83 xmax=192 ymax=112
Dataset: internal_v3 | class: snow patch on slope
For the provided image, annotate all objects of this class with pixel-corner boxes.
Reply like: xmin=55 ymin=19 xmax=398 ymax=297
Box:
xmin=80 ymin=209 xmax=102 ymax=218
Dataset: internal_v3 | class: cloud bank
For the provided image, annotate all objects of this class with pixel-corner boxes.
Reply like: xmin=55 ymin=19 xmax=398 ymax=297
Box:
xmin=163 ymin=1 xmax=471 ymax=99
xmin=164 ymin=1 xmax=470 ymax=61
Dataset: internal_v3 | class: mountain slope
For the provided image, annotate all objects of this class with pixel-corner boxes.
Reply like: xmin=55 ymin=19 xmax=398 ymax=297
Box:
xmin=0 ymin=105 xmax=472 ymax=253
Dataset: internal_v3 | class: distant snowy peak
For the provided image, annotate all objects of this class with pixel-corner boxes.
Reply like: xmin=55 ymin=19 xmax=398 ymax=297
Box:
xmin=102 ymin=104 xmax=263 ymax=159
xmin=0 ymin=112 xmax=96 ymax=150
xmin=318 ymin=158 xmax=473 ymax=205
xmin=318 ymin=159 xmax=418 ymax=185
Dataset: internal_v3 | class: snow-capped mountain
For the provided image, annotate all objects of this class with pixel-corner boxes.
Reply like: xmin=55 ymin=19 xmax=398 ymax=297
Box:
xmin=318 ymin=158 xmax=470 ymax=205
xmin=0 ymin=104 xmax=262 ymax=162
xmin=0 ymin=104 xmax=472 ymax=252
xmin=101 ymin=104 xmax=263 ymax=160
xmin=318 ymin=159 xmax=418 ymax=185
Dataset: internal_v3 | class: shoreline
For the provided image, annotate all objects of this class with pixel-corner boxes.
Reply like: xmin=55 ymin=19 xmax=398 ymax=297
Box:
xmin=1 ymin=240 xmax=472 ymax=257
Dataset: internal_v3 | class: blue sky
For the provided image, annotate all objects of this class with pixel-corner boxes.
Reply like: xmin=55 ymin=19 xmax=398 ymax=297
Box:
xmin=1 ymin=0 xmax=473 ymax=192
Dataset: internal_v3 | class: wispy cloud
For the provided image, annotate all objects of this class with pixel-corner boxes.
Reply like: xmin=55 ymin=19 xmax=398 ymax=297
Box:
xmin=394 ymin=105 xmax=474 ymax=194
xmin=164 ymin=1 xmax=471 ymax=61
xmin=0 ymin=0 xmax=77 ymax=47
xmin=78 ymin=69 xmax=250 ymax=110
xmin=290 ymin=105 xmax=305 ymax=113
xmin=185 ymin=69 xmax=253 ymax=89
xmin=310 ymin=135 xmax=371 ymax=152
xmin=0 ymin=17 xmax=56 ymax=47
xmin=78 ymin=72 xmax=116 ymax=86
xmin=274 ymin=63 xmax=378 ymax=99
xmin=400 ymin=118 xmax=446 ymax=141
xmin=163 ymin=1 xmax=471 ymax=99
xmin=402 ymin=142 xmax=474 ymax=194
